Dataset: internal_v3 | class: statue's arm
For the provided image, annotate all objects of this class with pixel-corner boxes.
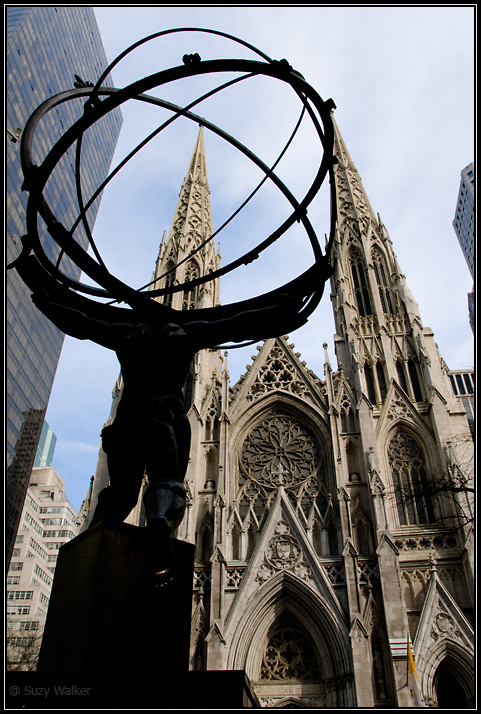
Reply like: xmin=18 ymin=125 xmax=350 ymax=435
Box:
xmin=185 ymin=294 xmax=306 ymax=348
xmin=31 ymin=291 xmax=130 ymax=349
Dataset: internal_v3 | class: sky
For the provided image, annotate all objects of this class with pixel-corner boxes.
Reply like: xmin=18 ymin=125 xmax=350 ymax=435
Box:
xmin=41 ymin=6 xmax=475 ymax=512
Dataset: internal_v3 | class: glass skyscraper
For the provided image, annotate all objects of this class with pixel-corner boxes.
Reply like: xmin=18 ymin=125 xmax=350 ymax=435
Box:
xmin=452 ymin=162 xmax=475 ymax=280
xmin=6 ymin=6 xmax=123 ymax=564
xmin=34 ymin=421 xmax=57 ymax=469
xmin=452 ymin=162 xmax=475 ymax=333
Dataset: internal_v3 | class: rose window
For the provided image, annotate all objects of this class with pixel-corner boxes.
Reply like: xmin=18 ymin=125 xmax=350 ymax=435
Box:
xmin=240 ymin=410 xmax=321 ymax=491
xmin=260 ymin=615 xmax=320 ymax=681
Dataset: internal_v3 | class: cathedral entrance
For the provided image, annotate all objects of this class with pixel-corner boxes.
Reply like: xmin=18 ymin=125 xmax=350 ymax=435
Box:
xmin=253 ymin=613 xmax=330 ymax=708
xmin=434 ymin=665 xmax=469 ymax=708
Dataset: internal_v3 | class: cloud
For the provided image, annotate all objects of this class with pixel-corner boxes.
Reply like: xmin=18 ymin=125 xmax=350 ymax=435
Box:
xmin=55 ymin=440 xmax=100 ymax=454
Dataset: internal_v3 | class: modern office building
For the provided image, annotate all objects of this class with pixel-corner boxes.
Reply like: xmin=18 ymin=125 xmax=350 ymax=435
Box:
xmin=6 ymin=6 xmax=122 ymax=565
xmin=83 ymin=124 xmax=474 ymax=707
xmin=7 ymin=467 xmax=79 ymax=670
xmin=452 ymin=163 xmax=475 ymax=279
xmin=448 ymin=368 xmax=475 ymax=438
xmin=452 ymin=162 xmax=475 ymax=333
xmin=33 ymin=421 xmax=57 ymax=469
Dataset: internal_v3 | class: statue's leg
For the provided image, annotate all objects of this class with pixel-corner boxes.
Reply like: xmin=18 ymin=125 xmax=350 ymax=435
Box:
xmin=89 ymin=424 xmax=145 ymax=526
xmin=143 ymin=411 xmax=190 ymax=533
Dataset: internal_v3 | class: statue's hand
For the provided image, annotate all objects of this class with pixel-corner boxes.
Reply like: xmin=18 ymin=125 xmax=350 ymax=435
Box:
xmin=31 ymin=289 xmax=52 ymax=310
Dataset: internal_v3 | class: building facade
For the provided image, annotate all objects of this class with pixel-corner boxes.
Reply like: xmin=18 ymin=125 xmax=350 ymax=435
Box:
xmin=6 ymin=6 xmax=122 ymax=565
xmin=33 ymin=421 xmax=57 ymax=469
xmin=85 ymin=123 xmax=474 ymax=707
xmin=452 ymin=162 xmax=475 ymax=332
xmin=452 ymin=162 xmax=475 ymax=280
xmin=7 ymin=467 xmax=79 ymax=670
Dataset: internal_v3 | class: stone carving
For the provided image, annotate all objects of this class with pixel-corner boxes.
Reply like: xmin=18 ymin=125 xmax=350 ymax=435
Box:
xmin=260 ymin=615 xmax=320 ymax=681
xmin=434 ymin=612 xmax=456 ymax=635
xmin=430 ymin=601 xmax=462 ymax=643
xmin=358 ymin=560 xmax=379 ymax=583
xmin=394 ymin=533 xmax=459 ymax=552
xmin=240 ymin=410 xmax=321 ymax=490
xmin=256 ymin=521 xmax=313 ymax=585
xmin=193 ymin=567 xmax=212 ymax=590
xmin=247 ymin=344 xmax=308 ymax=400
xmin=323 ymin=561 xmax=345 ymax=585
xmin=386 ymin=397 xmax=415 ymax=423
xmin=225 ymin=567 xmax=246 ymax=589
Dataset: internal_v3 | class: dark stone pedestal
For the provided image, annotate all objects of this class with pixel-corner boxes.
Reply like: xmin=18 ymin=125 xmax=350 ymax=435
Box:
xmin=37 ymin=520 xmax=194 ymax=673
xmin=22 ymin=521 xmax=260 ymax=707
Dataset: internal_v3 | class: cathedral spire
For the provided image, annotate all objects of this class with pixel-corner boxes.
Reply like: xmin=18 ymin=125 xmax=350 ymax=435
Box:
xmin=152 ymin=126 xmax=220 ymax=310
xmin=329 ymin=118 xmax=437 ymax=410
xmin=332 ymin=117 xmax=379 ymax=234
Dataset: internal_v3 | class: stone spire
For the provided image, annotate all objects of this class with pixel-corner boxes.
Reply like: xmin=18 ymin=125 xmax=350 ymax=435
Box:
xmin=151 ymin=126 xmax=220 ymax=310
xmin=328 ymin=117 xmax=447 ymax=413
xmin=332 ymin=117 xmax=379 ymax=234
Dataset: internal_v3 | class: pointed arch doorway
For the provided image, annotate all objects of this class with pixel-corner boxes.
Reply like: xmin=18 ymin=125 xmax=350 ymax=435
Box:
xmin=254 ymin=611 xmax=327 ymax=707
xmin=226 ymin=574 xmax=355 ymax=708
xmin=434 ymin=661 xmax=470 ymax=708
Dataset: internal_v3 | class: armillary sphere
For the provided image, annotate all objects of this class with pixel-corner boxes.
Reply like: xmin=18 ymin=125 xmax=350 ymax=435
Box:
xmin=9 ymin=28 xmax=338 ymax=348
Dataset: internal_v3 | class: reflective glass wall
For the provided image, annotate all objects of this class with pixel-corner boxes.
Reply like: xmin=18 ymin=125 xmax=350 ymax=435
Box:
xmin=6 ymin=6 xmax=123 ymax=564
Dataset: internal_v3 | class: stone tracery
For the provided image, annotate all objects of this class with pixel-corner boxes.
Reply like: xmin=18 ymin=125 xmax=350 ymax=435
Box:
xmin=260 ymin=614 xmax=321 ymax=681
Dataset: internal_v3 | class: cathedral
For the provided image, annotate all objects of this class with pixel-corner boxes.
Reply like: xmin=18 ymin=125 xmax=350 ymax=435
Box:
xmin=83 ymin=123 xmax=474 ymax=707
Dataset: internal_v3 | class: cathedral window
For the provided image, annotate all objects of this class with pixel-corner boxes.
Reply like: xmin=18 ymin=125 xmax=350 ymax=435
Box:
xmin=372 ymin=248 xmax=394 ymax=314
xmin=240 ymin=410 xmax=321 ymax=491
xmin=364 ymin=364 xmax=376 ymax=405
xmin=182 ymin=260 xmax=200 ymax=310
xmin=163 ymin=261 xmax=176 ymax=308
xmin=197 ymin=517 xmax=213 ymax=561
xmin=408 ymin=359 xmax=423 ymax=402
xmin=371 ymin=631 xmax=391 ymax=703
xmin=396 ymin=360 xmax=408 ymax=394
xmin=184 ymin=373 xmax=194 ymax=411
xmin=388 ymin=430 xmax=435 ymax=526
xmin=376 ymin=362 xmax=388 ymax=402
xmin=259 ymin=614 xmax=320 ymax=681
xmin=233 ymin=410 xmax=328 ymax=553
xmin=346 ymin=440 xmax=361 ymax=481
xmin=205 ymin=448 xmax=217 ymax=486
xmin=349 ymin=249 xmax=373 ymax=317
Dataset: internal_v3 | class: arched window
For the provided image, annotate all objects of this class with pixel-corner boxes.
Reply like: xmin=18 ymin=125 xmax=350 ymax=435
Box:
xmin=396 ymin=360 xmax=408 ymax=394
xmin=408 ymin=358 xmax=423 ymax=402
xmin=193 ymin=635 xmax=206 ymax=671
xmin=231 ymin=522 xmax=241 ymax=560
xmin=434 ymin=661 xmax=470 ymax=708
xmin=371 ymin=631 xmax=392 ymax=703
xmin=376 ymin=362 xmax=388 ymax=402
xmin=182 ymin=260 xmax=200 ymax=310
xmin=205 ymin=448 xmax=217 ymax=486
xmin=246 ymin=522 xmax=257 ymax=559
xmin=350 ymin=249 xmax=373 ymax=317
xmin=163 ymin=261 xmax=176 ymax=308
xmin=388 ymin=430 xmax=435 ymax=525
xmin=346 ymin=440 xmax=361 ymax=481
xmin=364 ymin=363 xmax=376 ymax=404
xmin=236 ymin=409 xmax=328 ymax=538
xmin=184 ymin=372 xmax=194 ymax=411
xmin=197 ymin=517 xmax=213 ymax=561
xmin=372 ymin=248 xmax=394 ymax=314
xmin=260 ymin=613 xmax=320 ymax=681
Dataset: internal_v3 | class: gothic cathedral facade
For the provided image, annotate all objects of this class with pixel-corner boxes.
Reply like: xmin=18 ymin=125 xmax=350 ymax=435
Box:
xmin=85 ymin=124 xmax=474 ymax=707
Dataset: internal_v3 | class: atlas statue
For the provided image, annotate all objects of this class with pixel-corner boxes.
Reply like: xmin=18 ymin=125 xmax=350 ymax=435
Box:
xmin=9 ymin=29 xmax=337 ymax=560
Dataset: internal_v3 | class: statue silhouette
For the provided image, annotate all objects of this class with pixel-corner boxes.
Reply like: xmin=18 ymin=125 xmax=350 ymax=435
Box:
xmin=31 ymin=286 xmax=308 ymax=541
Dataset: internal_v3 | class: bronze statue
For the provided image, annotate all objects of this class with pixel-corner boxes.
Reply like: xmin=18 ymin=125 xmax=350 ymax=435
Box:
xmin=31 ymin=287 xmax=308 ymax=539
xmin=9 ymin=29 xmax=337 ymax=573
